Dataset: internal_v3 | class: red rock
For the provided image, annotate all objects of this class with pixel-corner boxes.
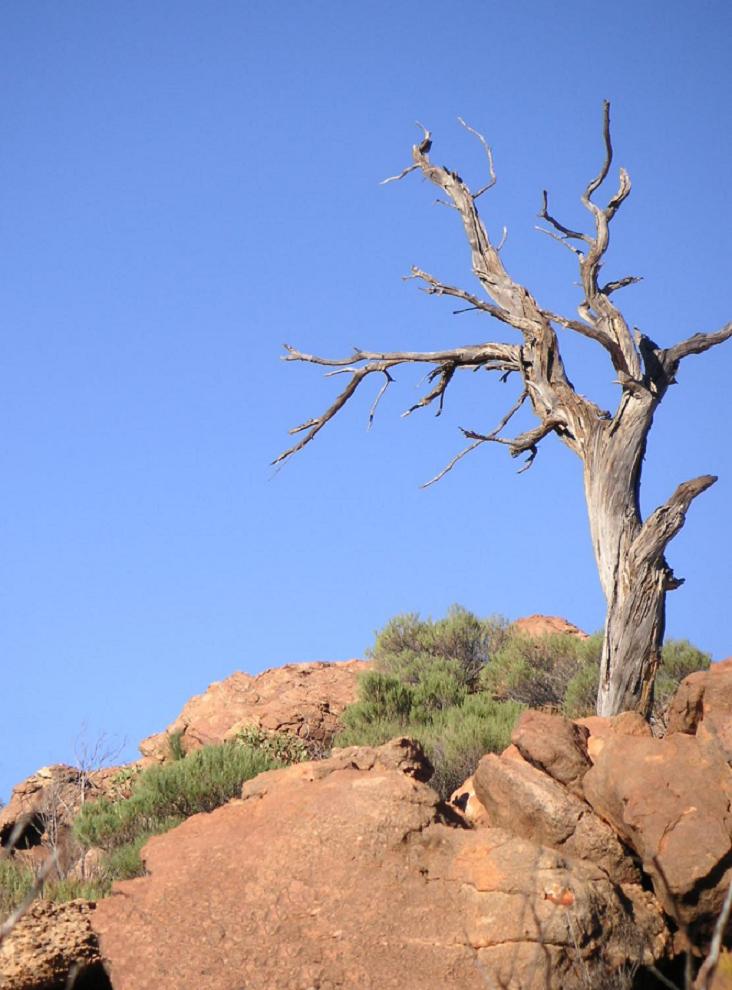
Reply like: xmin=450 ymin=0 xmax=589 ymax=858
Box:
xmin=0 ymin=899 xmax=103 ymax=990
xmin=512 ymin=614 xmax=589 ymax=639
xmin=582 ymin=732 xmax=732 ymax=931
xmin=667 ymin=661 xmax=732 ymax=760
xmin=511 ymin=709 xmax=591 ymax=798
xmin=448 ymin=775 xmax=490 ymax=826
xmin=92 ymin=740 xmax=665 ymax=990
xmin=139 ymin=659 xmax=368 ymax=762
xmin=576 ymin=711 xmax=652 ymax=762
xmin=474 ymin=751 xmax=639 ymax=885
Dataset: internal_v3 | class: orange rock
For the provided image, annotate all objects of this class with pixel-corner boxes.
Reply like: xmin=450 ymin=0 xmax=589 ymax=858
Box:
xmin=511 ymin=709 xmax=591 ymax=798
xmin=92 ymin=740 xmax=667 ymax=990
xmin=511 ymin=614 xmax=589 ymax=640
xmin=139 ymin=659 xmax=369 ymax=762
xmin=0 ymin=899 xmax=102 ymax=989
xmin=576 ymin=711 xmax=652 ymax=762
xmin=667 ymin=661 xmax=732 ymax=761
xmin=449 ymin=775 xmax=490 ymax=826
xmin=583 ymin=732 xmax=732 ymax=932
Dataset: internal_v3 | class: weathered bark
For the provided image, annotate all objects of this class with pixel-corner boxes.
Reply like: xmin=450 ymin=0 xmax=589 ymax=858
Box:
xmin=276 ymin=105 xmax=731 ymax=716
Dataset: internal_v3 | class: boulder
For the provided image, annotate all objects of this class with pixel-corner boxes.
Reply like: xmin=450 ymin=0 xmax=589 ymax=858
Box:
xmin=0 ymin=899 xmax=104 ymax=990
xmin=449 ymin=775 xmax=490 ymax=826
xmin=473 ymin=751 xmax=639 ymax=885
xmin=511 ymin=614 xmax=589 ymax=640
xmin=511 ymin=709 xmax=591 ymax=798
xmin=582 ymin=732 xmax=732 ymax=931
xmin=139 ymin=659 xmax=368 ymax=762
xmin=667 ymin=659 xmax=732 ymax=760
xmin=575 ymin=711 xmax=652 ymax=762
xmin=92 ymin=740 xmax=665 ymax=990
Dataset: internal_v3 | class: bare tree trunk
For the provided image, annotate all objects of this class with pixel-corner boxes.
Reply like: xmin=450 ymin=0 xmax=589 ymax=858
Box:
xmin=276 ymin=105 xmax=732 ymax=718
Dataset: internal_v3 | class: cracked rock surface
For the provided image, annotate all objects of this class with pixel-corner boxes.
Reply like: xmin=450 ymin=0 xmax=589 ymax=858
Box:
xmin=92 ymin=739 xmax=665 ymax=990
xmin=0 ymin=899 xmax=102 ymax=990
xmin=139 ymin=660 xmax=368 ymax=762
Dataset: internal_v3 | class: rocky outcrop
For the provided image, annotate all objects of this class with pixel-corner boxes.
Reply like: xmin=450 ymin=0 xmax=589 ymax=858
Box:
xmin=575 ymin=711 xmax=652 ymax=762
xmin=511 ymin=614 xmax=589 ymax=640
xmin=473 ymin=751 xmax=640 ymax=885
xmin=139 ymin=659 xmax=368 ymax=762
xmin=583 ymin=731 xmax=732 ymax=933
xmin=0 ymin=899 xmax=104 ymax=990
xmin=667 ymin=658 xmax=732 ymax=761
xmin=92 ymin=739 xmax=666 ymax=990
xmin=0 ymin=765 xmax=135 ymax=875
xmin=511 ymin=709 xmax=591 ymax=798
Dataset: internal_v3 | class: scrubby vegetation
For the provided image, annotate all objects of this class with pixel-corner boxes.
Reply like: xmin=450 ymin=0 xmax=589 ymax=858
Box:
xmin=0 ymin=607 xmax=712 ymax=920
xmin=335 ymin=605 xmax=712 ymax=797
xmin=0 ymin=739 xmax=286 ymax=915
xmin=74 ymin=741 xmax=282 ymax=865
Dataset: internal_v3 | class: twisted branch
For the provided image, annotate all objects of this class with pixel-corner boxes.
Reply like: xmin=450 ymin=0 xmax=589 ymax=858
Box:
xmin=274 ymin=342 xmax=520 ymax=464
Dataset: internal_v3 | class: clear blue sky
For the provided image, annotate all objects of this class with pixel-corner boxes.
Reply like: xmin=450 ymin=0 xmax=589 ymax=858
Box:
xmin=2 ymin=1 xmax=730 ymax=800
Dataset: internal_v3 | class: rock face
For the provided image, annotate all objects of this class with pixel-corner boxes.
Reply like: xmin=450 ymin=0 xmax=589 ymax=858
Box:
xmin=473 ymin=751 xmax=640 ymax=885
xmin=139 ymin=659 xmax=368 ymax=762
xmin=0 ymin=899 xmax=104 ymax=990
xmin=667 ymin=658 xmax=732 ymax=760
xmin=575 ymin=711 xmax=652 ymax=762
xmin=92 ymin=739 xmax=665 ymax=990
xmin=0 ymin=765 xmax=134 ymax=875
xmin=511 ymin=709 xmax=591 ymax=798
xmin=583 ymin=731 xmax=732 ymax=932
xmin=511 ymin=614 xmax=589 ymax=640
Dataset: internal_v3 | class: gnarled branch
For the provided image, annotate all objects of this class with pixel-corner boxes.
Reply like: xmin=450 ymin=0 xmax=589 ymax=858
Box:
xmin=630 ymin=474 xmax=717 ymax=568
xmin=663 ymin=321 xmax=732 ymax=370
xmin=274 ymin=342 xmax=521 ymax=464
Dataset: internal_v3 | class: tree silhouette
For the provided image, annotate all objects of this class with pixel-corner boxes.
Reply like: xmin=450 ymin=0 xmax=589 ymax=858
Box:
xmin=275 ymin=104 xmax=731 ymax=717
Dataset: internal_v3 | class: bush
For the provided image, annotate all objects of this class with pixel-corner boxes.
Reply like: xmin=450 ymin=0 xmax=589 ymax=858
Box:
xmin=479 ymin=630 xmax=710 ymax=718
xmin=75 ymin=740 xmax=280 ymax=852
xmin=0 ymin=858 xmax=35 ymax=916
xmin=234 ymin=725 xmax=312 ymax=764
xmin=370 ymin=605 xmax=510 ymax=688
xmin=335 ymin=632 xmax=523 ymax=798
xmin=417 ymin=695 xmax=524 ymax=798
xmin=340 ymin=606 xmax=712 ymax=800
xmin=336 ymin=692 xmax=523 ymax=799
xmin=481 ymin=632 xmax=603 ymax=711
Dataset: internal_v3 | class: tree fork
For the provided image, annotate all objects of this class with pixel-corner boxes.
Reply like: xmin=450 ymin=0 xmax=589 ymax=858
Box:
xmin=277 ymin=105 xmax=731 ymax=716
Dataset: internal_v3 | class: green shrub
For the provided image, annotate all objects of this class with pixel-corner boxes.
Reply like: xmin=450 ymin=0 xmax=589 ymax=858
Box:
xmin=0 ymin=858 xmax=35 ymax=916
xmin=75 ymin=741 xmax=280 ymax=852
xmin=480 ymin=630 xmax=710 ymax=718
xmin=418 ymin=695 xmax=524 ymax=798
xmin=334 ymin=717 xmax=406 ymax=751
xmin=370 ymin=605 xmax=510 ymax=688
xmin=99 ymin=830 xmax=159 ymax=885
xmin=563 ymin=661 xmax=601 ymax=718
xmin=339 ymin=672 xmax=414 ymax=730
xmin=234 ymin=725 xmax=312 ymax=764
xmin=336 ymin=694 xmax=523 ymax=799
xmin=44 ymin=875 xmax=110 ymax=904
xmin=481 ymin=632 xmax=603 ymax=711
xmin=167 ymin=730 xmax=186 ymax=761
xmin=336 ymin=663 xmax=523 ymax=799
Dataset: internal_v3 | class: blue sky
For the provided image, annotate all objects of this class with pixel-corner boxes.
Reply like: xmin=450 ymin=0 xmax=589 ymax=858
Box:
xmin=1 ymin=1 xmax=730 ymax=800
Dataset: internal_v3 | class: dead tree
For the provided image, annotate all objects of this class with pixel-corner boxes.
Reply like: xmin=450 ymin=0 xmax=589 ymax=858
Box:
xmin=275 ymin=104 xmax=731 ymax=717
